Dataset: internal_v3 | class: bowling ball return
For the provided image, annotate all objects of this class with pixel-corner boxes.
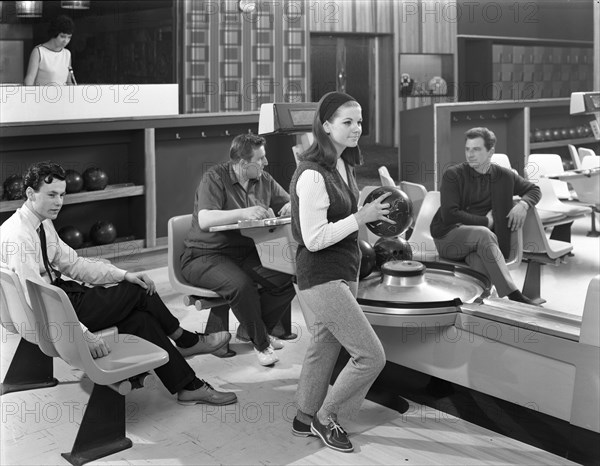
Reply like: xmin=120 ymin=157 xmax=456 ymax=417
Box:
xmin=226 ymin=218 xmax=599 ymax=463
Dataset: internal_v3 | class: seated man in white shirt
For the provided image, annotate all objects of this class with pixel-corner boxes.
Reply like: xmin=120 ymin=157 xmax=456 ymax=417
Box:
xmin=0 ymin=161 xmax=236 ymax=406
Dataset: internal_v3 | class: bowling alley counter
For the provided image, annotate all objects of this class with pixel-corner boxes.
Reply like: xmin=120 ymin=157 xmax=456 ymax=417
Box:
xmin=0 ymin=108 xmax=281 ymax=259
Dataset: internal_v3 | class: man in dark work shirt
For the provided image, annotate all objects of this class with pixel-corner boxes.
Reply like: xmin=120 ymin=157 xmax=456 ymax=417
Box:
xmin=430 ymin=127 xmax=541 ymax=305
xmin=180 ymin=134 xmax=296 ymax=366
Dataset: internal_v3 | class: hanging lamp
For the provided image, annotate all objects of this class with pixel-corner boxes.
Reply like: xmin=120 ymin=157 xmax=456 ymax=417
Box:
xmin=61 ymin=1 xmax=90 ymax=9
xmin=16 ymin=1 xmax=43 ymax=18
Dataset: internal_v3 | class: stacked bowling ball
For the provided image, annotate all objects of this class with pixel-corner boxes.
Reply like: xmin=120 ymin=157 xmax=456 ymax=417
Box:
xmin=90 ymin=221 xmax=117 ymax=245
xmin=65 ymin=169 xmax=84 ymax=193
xmin=358 ymin=186 xmax=415 ymax=278
xmin=82 ymin=167 xmax=109 ymax=191
xmin=58 ymin=225 xmax=84 ymax=249
xmin=358 ymin=239 xmax=377 ymax=279
xmin=530 ymin=124 xmax=592 ymax=142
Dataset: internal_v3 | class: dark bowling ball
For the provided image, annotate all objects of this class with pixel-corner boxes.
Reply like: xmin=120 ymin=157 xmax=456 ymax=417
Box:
xmin=83 ymin=167 xmax=108 ymax=191
xmin=358 ymin=239 xmax=377 ymax=279
xmin=58 ymin=225 xmax=84 ymax=249
xmin=65 ymin=169 xmax=84 ymax=194
xmin=374 ymin=237 xmax=413 ymax=268
xmin=364 ymin=186 xmax=414 ymax=238
xmin=89 ymin=221 xmax=117 ymax=245
xmin=3 ymin=175 xmax=24 ymax=200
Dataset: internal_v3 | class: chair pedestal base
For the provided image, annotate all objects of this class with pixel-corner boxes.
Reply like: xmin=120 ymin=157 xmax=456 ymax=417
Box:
xmin=522 ymin=260 xmax=547 ymax=305
xmin=62 ymin=383 xmax=132 ymax=466
xmin=587 ymin=210 xmax=600 ymax=237
xmin=0 ymin=338 xmax=58 ymax=396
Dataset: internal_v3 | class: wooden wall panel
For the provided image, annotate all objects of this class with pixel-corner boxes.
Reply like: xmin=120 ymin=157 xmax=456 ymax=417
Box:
xmin=397 ymin=2 xmax=420 ymax=53
xmin=422 ymin=1 xmax=457 ymax=53
xmin=375 ymin=1 xmax=394 ymax=35
xmin=309 ymin=0 xmax=393 ymax=34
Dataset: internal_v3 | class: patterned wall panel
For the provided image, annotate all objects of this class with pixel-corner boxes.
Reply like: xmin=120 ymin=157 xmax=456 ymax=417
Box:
xmin=251 ymin=8 xmax=276 ymax=108
xmin=183 ymin=0 xmax=308 ymax=114
xmin=492 ymin=44 xmax=594 ymax=100
xmin=283 ymin=0 xmax=307 ymax=103
xmin=184 ymin=1 xmax=211 ymax=113
xmin=219 ymin=5 xmax=243 ymax=111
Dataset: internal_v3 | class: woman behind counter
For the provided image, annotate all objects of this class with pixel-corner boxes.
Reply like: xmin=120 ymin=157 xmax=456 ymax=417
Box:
xmin=24 ymin=15 xmax=76 ymax=86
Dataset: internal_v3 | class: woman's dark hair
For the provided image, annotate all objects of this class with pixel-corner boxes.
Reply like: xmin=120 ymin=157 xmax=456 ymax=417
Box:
xmin=48 ymin=15 xmax=74 ymax=38
xmin=298 ymin=92 xmax=363 ymax=170
xmin=23 ymin=161 xmax=66 ymax=192
xmin=229 ymin=133 xmax=266 ymax=162
xmin=465 ymin=127 xmax=496 ymax=151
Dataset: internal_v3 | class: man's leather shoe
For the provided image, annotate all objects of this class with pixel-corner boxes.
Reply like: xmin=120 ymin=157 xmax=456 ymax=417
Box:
xmin=311 ymin=415 xmax=353 ymax=452
xmin=212 ymin=344 xmax=236 ymax=358
xmin=276 ymin=332 xmax=297 ymax=340
xmin=178 ymin=331 xmax=230 ymax=357
xmin=177 ymin=381 xmax=237 ymax=406
xmin=292 ymin=416 xmax=314 ymax=437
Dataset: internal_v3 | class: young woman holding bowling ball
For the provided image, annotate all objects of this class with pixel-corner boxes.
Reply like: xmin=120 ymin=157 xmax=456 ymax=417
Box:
xmin=289 ymin=92 xmax=394 ymax=452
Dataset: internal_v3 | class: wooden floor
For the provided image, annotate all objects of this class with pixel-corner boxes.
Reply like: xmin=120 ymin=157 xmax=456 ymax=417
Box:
xmin=1 ymin=217 xmax=597 ymax=465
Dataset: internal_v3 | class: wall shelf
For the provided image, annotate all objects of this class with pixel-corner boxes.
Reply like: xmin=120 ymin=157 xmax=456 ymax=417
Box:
xmin=76 ymin=238 xmax=145 ymax=260
xmin=530 ymin=137 xmax=598 ymax=150
xmin=1 ymin=113 xmax=261 ymax=255
xmin=399 ymin=98 xmax=600 ymax=190
xmin=0 ymin=185 xmax=144 ymax=213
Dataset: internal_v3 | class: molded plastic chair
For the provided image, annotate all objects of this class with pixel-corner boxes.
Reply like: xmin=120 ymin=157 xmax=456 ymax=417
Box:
xmin=535 ymin=177 xmax=592 ymax=218
xmin=26 ymin=278 xmax=169 ymax=466
xmin=168 ymin=214 xmax=233 ymax=350
xmin=521 ymin=206 xmax=574 ymax=304
xmin=168 ymin=214 xmax=229 ymax=311
xmin=568 ymin=145 xmax=581 ymax=169
xmin=578 ymin=147 xmax=597 ymax=165
xmin=581 ymin=155 xmax=600 ymax=170
xmin=491 ymin=153 xmax=512 ymax=169
xmin=408 ymin=191 xmax=442 ymax=262
xmin=378 ymin=166 xmax=396 ymax=187
xmin=0 ymin=268 xmax=58 ymax=394
xmin=527 ymin=153 xmax=572 ymax=200
xmin=408 ymin=192 xmax=522 ymax=268
xmin=399 ymin=180 xmax=427 ymax=220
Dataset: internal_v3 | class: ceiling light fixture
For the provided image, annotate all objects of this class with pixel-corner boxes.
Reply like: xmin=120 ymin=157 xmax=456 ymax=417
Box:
xmin=16 ymin=1 xmax=43 ymax=18
xmin=61 ymin=1 xmax=90 ymax=9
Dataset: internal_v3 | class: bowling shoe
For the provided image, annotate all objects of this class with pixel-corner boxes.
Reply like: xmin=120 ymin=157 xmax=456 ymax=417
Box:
xmin=178 ymin=331 xmax=231 ymax=357
xmin=311 ymin=414 xmax=353 ymax=453
xmin=268 ymin=335 xmax=285 ymax=350
xmin=254 ymin=345 xmax=278 ymax=366
xmin=237 ymin=333 xmax=285 ymax=350
xmin=292 ymin=417 xmax=315 ymax=437
xmin=177 ymin=380 xmax=237 ymax=406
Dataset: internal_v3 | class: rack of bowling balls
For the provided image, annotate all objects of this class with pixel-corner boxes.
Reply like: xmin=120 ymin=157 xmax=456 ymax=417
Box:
xmin=2 ymin=167 xmax=119 ymax=249
xmin=530 ymin=124 xmax=591 ymax=143
xmin=358 ymin=186 xmax=415 ymax=280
